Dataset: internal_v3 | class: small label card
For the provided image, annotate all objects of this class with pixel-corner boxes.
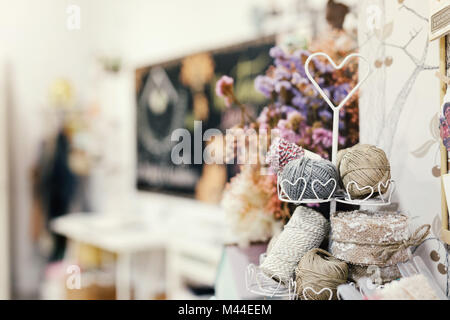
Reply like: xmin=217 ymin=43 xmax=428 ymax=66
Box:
xmin=430 ymin=0 xmax=450 ymax=41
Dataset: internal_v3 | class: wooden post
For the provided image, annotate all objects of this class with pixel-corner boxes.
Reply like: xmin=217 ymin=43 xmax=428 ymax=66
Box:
xmin=439 ymin=36 xmax=450 ymax=244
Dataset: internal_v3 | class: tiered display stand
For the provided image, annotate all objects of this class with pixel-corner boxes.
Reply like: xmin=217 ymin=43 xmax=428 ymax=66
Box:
xmin=245 ymin=52 xmax=396 ymax=300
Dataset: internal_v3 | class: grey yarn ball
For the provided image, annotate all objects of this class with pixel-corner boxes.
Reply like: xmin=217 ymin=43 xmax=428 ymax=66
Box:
xmin=281 ymin=157 xmax=339 ymax=200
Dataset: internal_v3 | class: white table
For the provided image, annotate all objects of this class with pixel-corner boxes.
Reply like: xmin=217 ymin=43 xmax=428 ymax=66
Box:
xmin=51 ymin=213 xmax=166 ymax=300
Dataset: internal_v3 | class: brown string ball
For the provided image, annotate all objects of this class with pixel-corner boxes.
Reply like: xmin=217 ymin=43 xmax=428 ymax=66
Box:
xmin=295 ymin=248 xmax=348 ymax=300
xmin=336 ymin=144 xmax=390 ymax=199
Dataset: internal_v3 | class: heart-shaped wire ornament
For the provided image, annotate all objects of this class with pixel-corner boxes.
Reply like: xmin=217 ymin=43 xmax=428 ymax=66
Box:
xmin=288 ymin=279 xmax=298 ymax=300
xmin=304 ymin=53 xmax=371 ymax=111
xmin=378 ymin=179 xmax=395 ymax=203
xmin=279 ymin=175 xmax=307 ymax=201
xmin=311 ymin=178 xmax=337 ymax=200
xmin=256 ymin=272 xmax=283 ymax=297
xmin=302 ymin=286 xmax=333 ymax=300
xmin=246 ymin=264 xmax=294 ymax=298
xmin=345 ymin=181 xmax=374 ymax=202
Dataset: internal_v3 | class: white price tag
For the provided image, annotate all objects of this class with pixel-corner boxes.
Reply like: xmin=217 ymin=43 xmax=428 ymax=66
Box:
xmin=430 ymin=0 xmax=450 ymax=41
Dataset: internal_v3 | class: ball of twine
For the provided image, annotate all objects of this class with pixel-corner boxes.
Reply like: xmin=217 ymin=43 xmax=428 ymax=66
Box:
xmin=260 ymin=206 xmax=329 ymax=283
xmin=281 ymin=157 xmax=339 ymax=200
xmin=295 ymin=248 xmax=348 ymax=300
xmin=336 ymin=144 xmax=390 ymax=198
xmin=267 ymin=233 xmax=280 ymax=255
xmin=266 ymin=137 xmax=304 ymax=173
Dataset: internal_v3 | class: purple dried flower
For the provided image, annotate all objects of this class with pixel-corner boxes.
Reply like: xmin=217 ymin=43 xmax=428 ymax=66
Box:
xmin=312 ymin=127 xmax=333 ymax=148
xmin=291 ymin=49 xmax=310 ymax=61
xmin=254 ymin=75 xmax=274 ymax=98
xmin=280 ymin=105 xmax=296 ymax=114
xmin=274 ymin=68 xmax=291 ymax=81
xmin=291 ymin=72 xmax=302 ymax=85
xmin=269 ymin=46 xmax=285 ymax=59
xmin=319 ymin=109 xmax=333 ymax=120
xmin=292 ymin=93 xmax=307 ymax=111
xmin=215 ymin=75 xmax=234 ymax=97
xmin=274 ymin=80 xmax=292 ymax=93
xmin=215 ymin=75 xmax=234 ymax=107
xmin=333 ymin=83 xmax=350 ymax=104
xmin=312 ymin=57 xmax=328 ymax=74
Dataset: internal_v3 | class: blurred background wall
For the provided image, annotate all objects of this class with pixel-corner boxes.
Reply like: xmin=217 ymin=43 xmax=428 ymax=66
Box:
xmin=0 ymin=0 xmax=358 ymax=299
xmin=0 ymin=0 xmax=259 ymax=298
xmin=0 ymin=42 xmax=10 ymax=299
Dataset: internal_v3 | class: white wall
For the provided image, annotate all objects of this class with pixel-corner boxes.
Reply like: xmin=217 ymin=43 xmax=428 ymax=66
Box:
xmin=358 ymin=0 xmax=440 ymax=225
xmin=0 ymin=0 xmax=98 ymax=297
xmin=358 ymin=0 xmax=450 ymax=293
xmin=0 ymin=46 xmax=10 ymax=300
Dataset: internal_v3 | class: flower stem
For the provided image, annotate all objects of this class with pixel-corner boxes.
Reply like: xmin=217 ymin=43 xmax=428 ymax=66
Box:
xmin=232 ymin=93 xmax=255 ymax=125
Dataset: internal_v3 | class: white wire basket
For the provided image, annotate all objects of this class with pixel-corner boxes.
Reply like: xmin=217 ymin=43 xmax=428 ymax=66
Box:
xmin=245 ymin=263 xmax=297 ymax=300
xmin=277 ymin=173 xmax=395 ymax=206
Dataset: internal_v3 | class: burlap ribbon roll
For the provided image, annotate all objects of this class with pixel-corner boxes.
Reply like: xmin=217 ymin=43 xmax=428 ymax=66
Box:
xmin=334 ymin=224 xmax=430 ymax=264
xmin=330 ymin=210 xmax=411 ymax=266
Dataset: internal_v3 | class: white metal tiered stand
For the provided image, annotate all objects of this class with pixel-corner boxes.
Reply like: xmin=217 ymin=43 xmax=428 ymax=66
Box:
xmin=245 ymin=52 xmax=397 ymax=300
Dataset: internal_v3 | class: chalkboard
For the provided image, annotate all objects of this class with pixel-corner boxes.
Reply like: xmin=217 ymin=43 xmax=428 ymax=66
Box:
xmin=136 ymin=37 xmax=276 ymax=197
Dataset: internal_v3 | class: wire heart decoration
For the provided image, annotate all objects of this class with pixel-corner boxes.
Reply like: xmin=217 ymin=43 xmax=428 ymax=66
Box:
xmin=378 ymin=179 xmax=395 ymax=203
xmin=302 ymin=286 xmax=333 ymax=300
xmin=254 ymin=271 xmax=284 ymax=298
xmin=345 ymin=181 xmax=374 ymax=202
xmin=267 ymin=274 xmax=283 ymax=297
xmin=311 ymin=178 xmax=337 ymax=200
xmin=288 ymin=279 xmax=298 ymax=300
xmin=253 ymin=267 xmax=279 ymax=292
xmin=279 ymin=176 xmax=307 ymax=201
xmin=246 ymin=265 xmax=294 ymax=298
xmin=245 ymin=264 xmax=256 ymax=288
xmin=304 ymin=52 xmax=371 ymax=111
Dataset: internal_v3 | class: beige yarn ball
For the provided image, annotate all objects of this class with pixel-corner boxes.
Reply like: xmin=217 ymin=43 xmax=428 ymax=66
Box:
xmin=336 ymin=144 xmax=390 ymax=199
xmin=295 ymin=248 xmax=348 ymax=300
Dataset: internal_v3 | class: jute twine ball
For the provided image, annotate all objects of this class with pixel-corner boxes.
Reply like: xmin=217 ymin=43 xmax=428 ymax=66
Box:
xmin=336 ymin=144 xmax=390 ymax=198
xmin=260 ymin=206 xmax=329 ymax=283
xmin=295 ymin=248 xmax=348 ymax=300
xmin=281 ymin=157 xmax=339 ymax=200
